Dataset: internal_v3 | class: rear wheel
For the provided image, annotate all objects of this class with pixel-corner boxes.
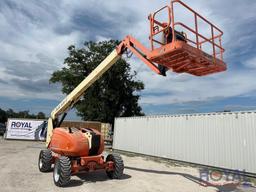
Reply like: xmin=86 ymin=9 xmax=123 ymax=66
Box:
xmin=53 ymin=156 xmax=71 ymax=187
xmin=106 ymin=154 xmax=124 ymax=179
xmin=38 ymin=149 xmax=52 ymax=172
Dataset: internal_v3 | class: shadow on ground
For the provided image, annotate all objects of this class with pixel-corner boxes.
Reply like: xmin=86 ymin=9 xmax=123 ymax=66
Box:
xmin=125 ymin=166 xmax=255 ymax=192
xmin=63 ymin=171 xmax=131 ymax=188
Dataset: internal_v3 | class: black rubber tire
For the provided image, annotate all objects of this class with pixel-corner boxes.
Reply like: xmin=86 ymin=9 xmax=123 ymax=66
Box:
xmin=38 ymin=149 xmax=52 ymax=172
xmin=106 ymin=153 xmax=124 ymax=179
xmin=53 ymin=156 xmax=71 ymax=187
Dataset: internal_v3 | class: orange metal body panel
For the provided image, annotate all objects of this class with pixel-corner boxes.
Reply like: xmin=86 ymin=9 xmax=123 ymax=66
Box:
xmin=49 ymin=127 xmax=104 ymax=157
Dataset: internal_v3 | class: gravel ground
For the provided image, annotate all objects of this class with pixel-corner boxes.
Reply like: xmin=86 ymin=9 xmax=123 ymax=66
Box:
xmin=0 ymin=137 xmax=255 ymax=192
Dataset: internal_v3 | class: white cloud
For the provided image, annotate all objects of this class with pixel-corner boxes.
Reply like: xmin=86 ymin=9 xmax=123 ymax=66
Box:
xmin=95 ymin=35 xmax=111 ymax=42
xmin=244 ymin=57 xmax=256 ymax=69
xmin=139 ymin=69 xmax=256 ymax=105
xmin=0 ymin=1 xmax=88 ymax=101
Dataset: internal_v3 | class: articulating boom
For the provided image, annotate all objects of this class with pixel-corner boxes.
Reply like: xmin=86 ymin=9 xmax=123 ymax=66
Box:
xmin=46 ymin=0 xmax=226 ymax=146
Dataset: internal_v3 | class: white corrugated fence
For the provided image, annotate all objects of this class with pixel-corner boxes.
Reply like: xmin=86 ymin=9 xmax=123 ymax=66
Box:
xmin=113 ymin=111 xmax=256 ymax=174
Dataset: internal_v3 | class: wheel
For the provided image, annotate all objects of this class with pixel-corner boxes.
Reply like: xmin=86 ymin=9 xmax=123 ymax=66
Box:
xmin=106 ymin=153 xmax=124 ymax=179
xmin=53 ymin=156 xmax=71 ymax=187
xmin=38 ymin=149 xmax=52 ymax=172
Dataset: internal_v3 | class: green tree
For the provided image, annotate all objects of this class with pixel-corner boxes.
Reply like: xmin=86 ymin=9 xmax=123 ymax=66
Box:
xmin=17 ymin=110 xmax=30 ymax=118
xmin=37 ymin=112 xmax=46 ymax=119
xmin=0 ymin=108 xmax=7 ymax=123
xmin=50 ymin=40 xmax=144 ymax=124
xmin=6 ymin=109 xmax=15 ymax=118
xmin=0 ymin=108 xmax=45 ymax=121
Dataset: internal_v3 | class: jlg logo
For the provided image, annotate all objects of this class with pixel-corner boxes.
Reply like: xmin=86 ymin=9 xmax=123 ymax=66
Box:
xmin=11 ymin=122 xmax=32 ymax=128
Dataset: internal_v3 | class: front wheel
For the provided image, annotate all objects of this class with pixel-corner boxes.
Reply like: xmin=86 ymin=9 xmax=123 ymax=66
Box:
xmin=53 ymin=156 xmax=71 ymax=187
xmin=106 ymin=154 xmax=124 ymax=179
xmin=38 ymin=149 xmax=52 ymax=172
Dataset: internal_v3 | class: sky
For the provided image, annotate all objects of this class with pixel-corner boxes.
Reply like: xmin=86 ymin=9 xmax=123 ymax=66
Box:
xmin=0 ymin=0 xmax=256 ymax=120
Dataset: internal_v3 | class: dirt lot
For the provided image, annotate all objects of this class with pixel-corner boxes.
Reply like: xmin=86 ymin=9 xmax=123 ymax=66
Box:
xmin=0 ymin=137 xmax=255 ymax=192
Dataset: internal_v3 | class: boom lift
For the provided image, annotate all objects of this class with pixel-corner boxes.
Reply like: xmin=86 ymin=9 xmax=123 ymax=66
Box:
xmin=38 ymin=0 xmax=226 ymax=187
